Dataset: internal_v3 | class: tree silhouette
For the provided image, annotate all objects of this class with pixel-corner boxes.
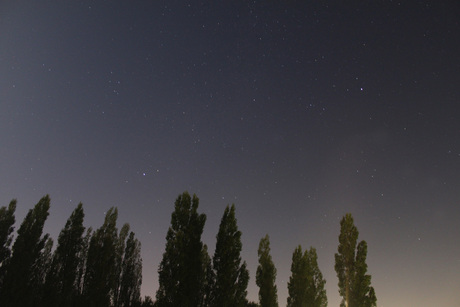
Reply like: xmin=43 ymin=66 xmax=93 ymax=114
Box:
xmin=287 ymin=246 xmax=327 ymax=307
xmin=0 ymin=193 xmax=383 ymax=307
xmin=0 ymin=199 xmax=16 ymax=288
xmin=211 ymin=204 xmax=249 ymax=307
xmin=304 ymin=247 xmax=327 ymax=307
xmin=83 ymin=207 xmax=119 ymax=307
xmin=0 ymin=197 xmax=144 ymax=306
xmin=155 ymin=192 xmax=207 ymax=307
xmin=287 ymin=246 xmax=307 ymax=307
xmin=0 ymin=195 xmax=50 ymax=306
xmin=44 ymin=203 xmax=86 ymax=306
xmin=118 ymin=231 xmax=142 ymax=307
xmin=256 ymin=234 xmax=278 ymax=307
xmin=335 ymin=213 xmax=376 ymax=307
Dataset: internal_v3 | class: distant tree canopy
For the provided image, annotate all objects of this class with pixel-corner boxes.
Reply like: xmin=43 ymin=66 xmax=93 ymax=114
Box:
xmin=0 ymin=194 xmax=377 ymax=307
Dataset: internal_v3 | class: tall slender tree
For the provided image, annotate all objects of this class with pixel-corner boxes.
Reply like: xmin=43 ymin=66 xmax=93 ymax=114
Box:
xmin=256 ymin=234 xmax=278 ymax=307
xmin=287 ymin=246 xmax=308 ymax=307
xmin=287 ymin=246 xmax=327 ymax=307
xmin=335 ymin=213 xmax=376 ymax=307
xmin=304 ymin=247 xmax=327 ymax=307
xmin=211 ymin=204 xmax=249 ymax=307
xmin=354 ymin=241 xmax=376 ymax=307
xmin=118 ymin=231 xmax=142 ymax=307
xmin=155 ymin=192 xmax=207 ymax=307
xmin=83 ymin=207 xmax=119 ymax=307
xmin=0 ymin=195 xmax=51 ymax=306
xmin=44 ymin=203 xmax=86 ymax=306
xmin=0 ymin=199 xmax=16 ymax=287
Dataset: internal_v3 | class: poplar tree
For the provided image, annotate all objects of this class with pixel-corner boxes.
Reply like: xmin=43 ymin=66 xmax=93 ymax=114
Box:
xmin=211 ymin=204 xmax=249 ymax=307
xmin=83 ymin=207 xmax=119 ymax=307
xmin=335 ymin=213 xmax=376 ymax=307
xmin=155 ymin=192 xmax=207 ymax=307
xmin=256 ymin=234 xmax=278 ymax=307
xmin=304 ymin=247 xmax=327 ymax=307
xmin=287 ymin=246 xmax=307 ymax=307
xmin=0 ymin=195 xmax=50 ymax=306
xmin=118 ymin=231 xmax=142 ymax=307
xmin=44 ymin=203 xmax=86 ymax=306
xmin=0 ymin=199 xmax=16 ymax=287
xmin=287 ymin=246 xmax=327 ymax=307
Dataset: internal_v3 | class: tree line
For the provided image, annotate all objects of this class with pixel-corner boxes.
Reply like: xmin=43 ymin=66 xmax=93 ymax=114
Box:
xmin=0 ymin=192 xmax=376 ymax=307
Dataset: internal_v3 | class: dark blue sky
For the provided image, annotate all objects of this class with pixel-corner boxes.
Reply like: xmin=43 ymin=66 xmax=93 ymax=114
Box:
xmin=1 ymin=1 xmax=459 ymax=306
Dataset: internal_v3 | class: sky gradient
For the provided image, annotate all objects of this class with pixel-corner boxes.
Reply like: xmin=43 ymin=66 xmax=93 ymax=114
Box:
xmin=1 ymin=1 xmax=459 ymax=306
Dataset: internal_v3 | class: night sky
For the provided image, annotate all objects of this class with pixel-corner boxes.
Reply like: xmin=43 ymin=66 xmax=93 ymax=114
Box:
xmin=1 ymin=1 xmax=459 ymax=306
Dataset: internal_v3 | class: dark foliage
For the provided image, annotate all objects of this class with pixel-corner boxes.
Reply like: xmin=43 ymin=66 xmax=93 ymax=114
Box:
xmin=44 ymin=203 xmax=86 ymax=306
xmin=335 ymin=213 xmax=376 ymax=307
xmin=117 ymin=231 xmax=142 ymax=307
xmin=0 ymin=195 xmax=379 ymax=307
xmin=287 ymin=246 xmax=327 ymax=307
xmin=0 ymin=200 xmax=16 ymax=288
xmin=256 ymin=234 xmax=278 ymax=307
xmin=155 ymin=192 xmax=207 ymax=307
xmin=211 ymin=204 xmax=249 ymax=307
xmin=0 ymin=195 xmax=50 ymax=306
